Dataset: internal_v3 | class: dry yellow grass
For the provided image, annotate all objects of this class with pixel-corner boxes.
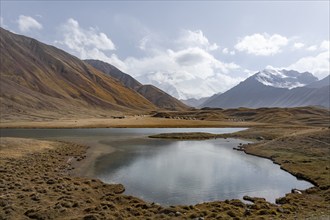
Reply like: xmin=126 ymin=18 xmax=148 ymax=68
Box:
xmin=1 ymin=128 xmax=329 ymax=219
xmin=0 ymin=115 xmax=261 ymax=128
xmin=0 ymin=106 xmax=329 ymax=219
xmin=0 ymin=137 xmax=56 ymax=158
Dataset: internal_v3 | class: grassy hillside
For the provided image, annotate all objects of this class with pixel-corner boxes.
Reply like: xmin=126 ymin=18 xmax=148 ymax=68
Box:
xmin=0 ymin=28 xmax=157 ymax=120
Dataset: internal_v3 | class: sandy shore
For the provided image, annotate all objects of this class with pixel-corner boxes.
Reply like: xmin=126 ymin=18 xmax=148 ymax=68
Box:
xmin=1 ymin=125 xmax=329 ymax=219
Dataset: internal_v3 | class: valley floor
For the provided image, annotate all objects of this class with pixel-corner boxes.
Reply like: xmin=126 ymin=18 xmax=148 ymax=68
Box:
xmin=0 ymin=119 xmax=329 ymax=219
xmin=0 ymin=115 xmax=259 ymax=128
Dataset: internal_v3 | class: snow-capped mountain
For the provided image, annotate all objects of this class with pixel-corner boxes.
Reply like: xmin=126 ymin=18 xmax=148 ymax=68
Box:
xmin=201 ymin=69 xmax=329 ymax=108
xmin=255 ymin=69 xmax=317 ymax=89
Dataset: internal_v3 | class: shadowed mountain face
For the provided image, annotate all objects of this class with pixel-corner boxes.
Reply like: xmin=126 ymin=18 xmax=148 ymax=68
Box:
xmin=202 ymin=69 xmax=329 ymax=109
xmin=0 ymin=28 xmax=157 ymax=119
xmin=84 ymin=59 xmax=189 ymax=111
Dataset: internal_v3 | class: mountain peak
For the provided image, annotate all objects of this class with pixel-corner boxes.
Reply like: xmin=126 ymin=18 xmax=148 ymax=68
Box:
xmin=0 ymin=28 xmax=157 ymax=118
xmin=254 ymin=69 xmax=317 ymax=89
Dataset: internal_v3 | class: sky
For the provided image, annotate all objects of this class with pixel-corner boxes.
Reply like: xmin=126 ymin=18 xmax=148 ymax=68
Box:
xmin=1 ymin=1 xmax=329 ymax=99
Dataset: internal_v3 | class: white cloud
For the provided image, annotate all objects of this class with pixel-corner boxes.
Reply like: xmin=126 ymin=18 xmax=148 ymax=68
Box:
xmin=139 ymin=36 xmax=149 ymax=50
xmin=320 ymin=40 xmax=329 ymax=51
xmin=59 ymin=18 xmax=115 ymax=51
xmin=56 ymin=18 xmax=123 ymax=69
xmin=306 ymin=45 xmax=317 ymax=51
xmin=222 ymin=48 xmax=235 ymax=56
xmin=293 ymin=42 xmax=304 ymax=49
xmin=235 ymin=33 xmax=288 ymax=56
xmin=177 ymin=29 xmax=219 ymax=51
xmin=17 ymin=15 xmax=42 ymax=32
xmin=208 ymin=43 xmax=219 ymax=51
xmin=288 ymin=51 xmax=329 ymax=79
xmin=173 ymin=47 xmax=214 ymax=67
xmin=124 ymin=46 xmax=242 ymax=99
xmin=244 ymin=68 xmax=257 ymax=77
xmin=56 ymin=20 xmax=244 ymax=99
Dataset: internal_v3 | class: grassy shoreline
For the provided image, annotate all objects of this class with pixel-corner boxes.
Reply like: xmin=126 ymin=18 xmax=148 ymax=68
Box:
xmin=149 ymin=127 xmax=329 ymax=186
xmin=1 ymin=126 xmax=329 ymax=219
xmin=149 ymin=127 xmax=330 ymax=218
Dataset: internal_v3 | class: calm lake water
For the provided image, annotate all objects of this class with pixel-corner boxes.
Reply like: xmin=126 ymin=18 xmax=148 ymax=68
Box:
xmin=0 ymin=128 xmax=313 ymax=205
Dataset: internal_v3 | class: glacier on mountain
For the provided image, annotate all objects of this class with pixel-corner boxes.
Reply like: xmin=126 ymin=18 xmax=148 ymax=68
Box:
xmin=255 ymin=69 xmax=318 ymax=89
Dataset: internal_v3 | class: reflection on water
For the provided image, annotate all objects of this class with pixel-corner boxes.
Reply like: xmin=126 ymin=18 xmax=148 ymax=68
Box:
xmin=0 ymin=128 xmax=313 ymax=206
xmin=96 ymin=139 xmax=313 ymax=205
xmin=0 ymin=127 xmax=246 ymax=138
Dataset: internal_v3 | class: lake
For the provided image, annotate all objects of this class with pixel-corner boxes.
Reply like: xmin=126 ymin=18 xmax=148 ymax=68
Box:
xmin=0 ymin=128 xmax=313 ymax=205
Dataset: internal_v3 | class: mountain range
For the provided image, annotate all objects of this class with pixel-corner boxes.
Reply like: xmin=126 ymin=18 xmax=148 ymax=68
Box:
xmin=0 ymin=28 xmax=187 ymax=120
xmin=0 ymin=27 xmax=328 ymax=121
xmin=84 ymin=60 xmax=188 ymax=111
xmin=201 ymin=69 xmax=329 ymax=108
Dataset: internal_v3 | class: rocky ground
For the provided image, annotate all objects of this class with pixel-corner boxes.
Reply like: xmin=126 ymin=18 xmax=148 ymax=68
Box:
xmin=0 ymin=126 xmax=329 ymax=219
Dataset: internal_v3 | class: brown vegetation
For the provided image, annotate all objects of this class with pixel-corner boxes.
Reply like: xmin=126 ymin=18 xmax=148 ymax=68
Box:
xmin=153 ymin=106 xmax=330 ymax=127
xmin=136 ymin=84 xmax=189 ymax=111
xmin=1 ymin=23 xmax=329 ymax=220
xmin=3 ymin=106 xmax=328 ymax=129
xmin=0 ymin=115 xmax=258 ymax=129
xmin=1 ymin=126 xmax=329 ymax=219
xmin=0 ymin=28 xmax=157 ymax=122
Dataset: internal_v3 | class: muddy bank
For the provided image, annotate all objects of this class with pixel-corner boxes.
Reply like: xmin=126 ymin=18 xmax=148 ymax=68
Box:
xmin=149 ymin=132 xmax=218 ymax=140
xmin=68 ymin=140 xmax=116 ymax=178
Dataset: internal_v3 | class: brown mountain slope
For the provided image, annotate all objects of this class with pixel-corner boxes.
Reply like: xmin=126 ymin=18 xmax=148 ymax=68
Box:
xmin=84 ymin=59 xmax=189 ymax=111
xmin=84 ymin=59 xmax=142 ymax=90
xmin=136 ymin=84 xmax=189 ymax=111
xmin=0 ymin=28 xmax=156 ymax=120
